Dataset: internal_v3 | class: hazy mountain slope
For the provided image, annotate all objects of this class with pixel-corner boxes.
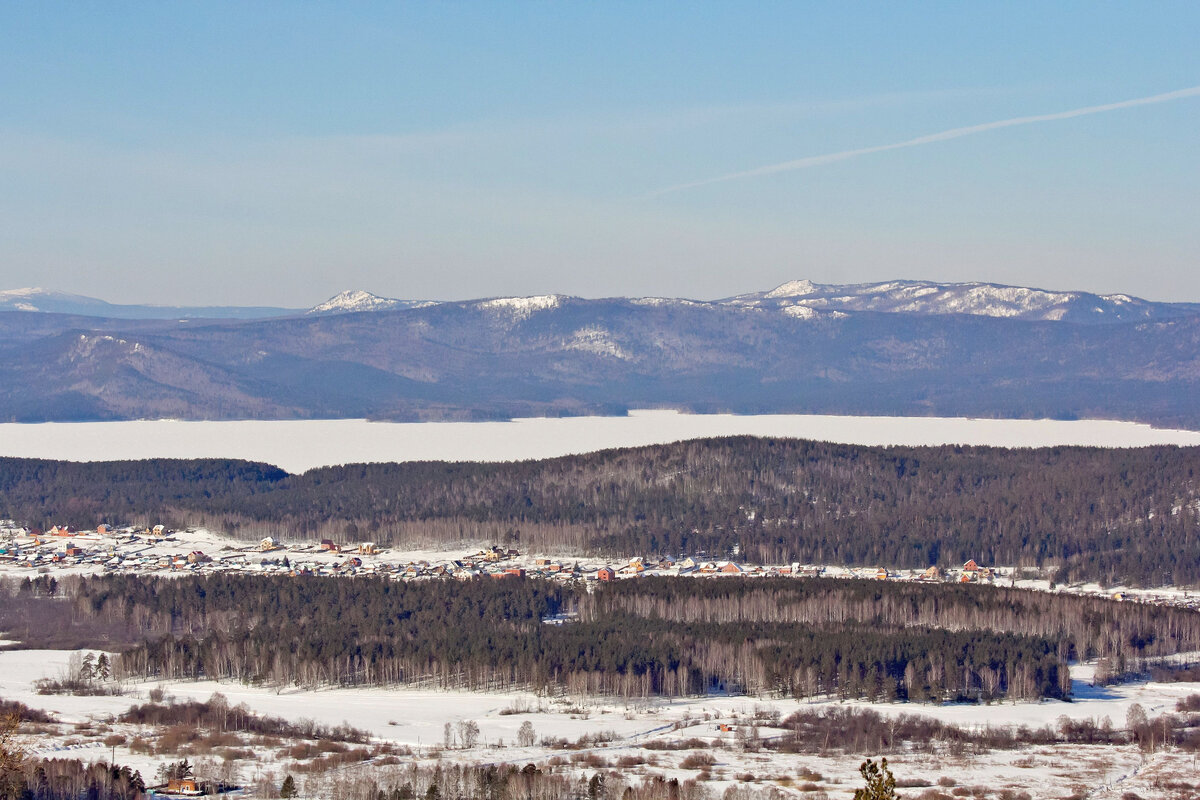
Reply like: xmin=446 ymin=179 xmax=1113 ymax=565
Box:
xmin=2 ymin=287 xmax=1199 ymax=425
xmin=0 ymin=288 xmax=299 ymax=319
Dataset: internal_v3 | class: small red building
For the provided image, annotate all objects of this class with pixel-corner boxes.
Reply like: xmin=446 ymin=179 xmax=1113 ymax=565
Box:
xmin=596 ymin=566 xmax=616 ymax=582
xmin=164 ymin=778 xmax=201 ymax=795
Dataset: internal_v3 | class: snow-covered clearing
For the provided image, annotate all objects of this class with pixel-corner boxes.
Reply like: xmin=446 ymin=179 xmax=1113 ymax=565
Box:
xmin=0 ymin=410 xmax=1198 ymax=473
xmin=2 ymin=650 xmax=1191 ymax=745
xmin=3 ymin=648 xmax=1198 ymax=798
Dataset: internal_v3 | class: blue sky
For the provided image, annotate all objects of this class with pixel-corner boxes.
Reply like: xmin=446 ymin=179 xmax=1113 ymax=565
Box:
xmin=1 ymin=3 xmax=1198 ymax=305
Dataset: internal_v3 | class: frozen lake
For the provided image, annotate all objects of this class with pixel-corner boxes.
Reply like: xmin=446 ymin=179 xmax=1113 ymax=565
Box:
xmin=0 ymin=410 xmax=1198 ymax=473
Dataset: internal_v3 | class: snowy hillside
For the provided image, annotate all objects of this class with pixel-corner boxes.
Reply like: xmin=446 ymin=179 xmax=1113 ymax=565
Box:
xmin=724 ymin=279 xmax=1198 ymax=323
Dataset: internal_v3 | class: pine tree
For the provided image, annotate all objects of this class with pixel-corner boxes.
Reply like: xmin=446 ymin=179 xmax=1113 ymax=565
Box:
xmin=853 ymin=758 xmax=897 ymax=800
xmin=280 ymin=774 xmax=297 ymax=799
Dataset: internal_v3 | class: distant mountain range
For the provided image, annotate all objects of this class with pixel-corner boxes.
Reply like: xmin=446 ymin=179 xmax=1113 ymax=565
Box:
xmin=2 ymin=279 xmax=1199 ymax=426
xmin=0 ymin=287 xmax=300 ymax=319
xmin=7 ymin=280 xmax=1196 ymax=323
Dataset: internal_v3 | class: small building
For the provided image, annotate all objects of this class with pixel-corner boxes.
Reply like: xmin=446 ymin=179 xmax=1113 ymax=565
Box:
xmin=963 ymin=559 xmax=981 ymax=573
xmin=319 ymin=539 xmax=339 ymax=552
xmin=719 ymin=562 xmax=743 ymax=575
xmin=164 ymin=778 xmax=202 ymax=796
xmin=358 ymin=542 xmax=378 ymax=555
xmin=258 ymin=537 xmax=277 ymax=552
xmin=596 ymin=566 xmax=616 ymax=582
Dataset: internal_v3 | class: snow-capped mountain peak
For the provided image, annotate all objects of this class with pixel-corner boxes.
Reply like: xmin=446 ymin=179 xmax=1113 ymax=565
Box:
xmin=764 ymin=279 xmax=817 ymax=299
xmin=308 ymin=290 xmax=435 ymax=315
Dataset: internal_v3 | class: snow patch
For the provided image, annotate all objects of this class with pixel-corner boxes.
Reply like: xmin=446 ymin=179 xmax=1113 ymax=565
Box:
xmin=782 ymin=305 xmax=818 ymax=320
xmin=564 ymin=327 xmax=630 ymax=359
xmin=630 ymin=297 xmax=702 ymax=307
xmin=478 ymin=295 xmax=563 ymax=320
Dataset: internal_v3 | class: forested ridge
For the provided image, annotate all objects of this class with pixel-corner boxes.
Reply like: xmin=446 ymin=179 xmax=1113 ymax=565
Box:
xmin=10 ymin=574 xmax=1200 ymax=703
xmin=3 ymin=437 xmax=1200 ymax=584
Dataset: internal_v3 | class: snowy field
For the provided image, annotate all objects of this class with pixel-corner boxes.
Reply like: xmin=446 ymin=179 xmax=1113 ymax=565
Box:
xmin=1 ymin=410 xmax=1199 ymax=473
xmin=3 ymin=650 xmax=1193 ymax=749
xmin=3 ymin=647 xmax=1199 ymax=799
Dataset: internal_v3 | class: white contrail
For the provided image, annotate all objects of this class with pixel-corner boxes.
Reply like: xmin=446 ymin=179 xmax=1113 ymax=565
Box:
xmin=648 ymin=85 xmax=1200 ymax=197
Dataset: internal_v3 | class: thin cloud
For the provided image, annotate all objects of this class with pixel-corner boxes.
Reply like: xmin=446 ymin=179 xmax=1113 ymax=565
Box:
xmin=648 ymin=85 xmax=1200 ymax=197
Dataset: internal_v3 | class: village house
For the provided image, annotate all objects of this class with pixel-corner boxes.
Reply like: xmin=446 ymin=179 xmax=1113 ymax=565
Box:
xmin=163 ymin=777 xmax=202 ymax=796
xmin=596 ymin=566 xmax=616 ymax=582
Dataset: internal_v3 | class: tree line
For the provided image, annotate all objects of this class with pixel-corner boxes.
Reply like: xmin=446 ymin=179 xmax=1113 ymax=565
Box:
xmin=17 ymin=573 xmax=1200 ymax=702
xmin=583 ymin=577 xmax=1200 ymax=670
xmin=2 ymin=437 xmax=1200 ymax=585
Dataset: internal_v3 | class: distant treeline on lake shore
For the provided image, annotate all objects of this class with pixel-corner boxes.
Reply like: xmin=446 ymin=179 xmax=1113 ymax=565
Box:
xmin=2 ymin=437 xmax=1200 ymax=585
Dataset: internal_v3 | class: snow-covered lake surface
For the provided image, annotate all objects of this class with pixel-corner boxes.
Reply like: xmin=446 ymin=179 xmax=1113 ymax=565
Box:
xmin=1 ymin=410 xmax=1199 ymax=473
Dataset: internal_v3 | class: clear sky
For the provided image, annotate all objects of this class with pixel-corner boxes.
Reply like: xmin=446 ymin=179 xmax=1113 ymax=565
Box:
xmin=1 ymin=2 xmax=1198 ymax=306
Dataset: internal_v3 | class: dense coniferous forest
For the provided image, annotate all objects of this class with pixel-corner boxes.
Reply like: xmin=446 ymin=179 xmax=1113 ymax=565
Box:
xmin=3 ymin=437 xmax=1200 ymax=584
xmin=10 ymin=574 xmax=1200 ymax=703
